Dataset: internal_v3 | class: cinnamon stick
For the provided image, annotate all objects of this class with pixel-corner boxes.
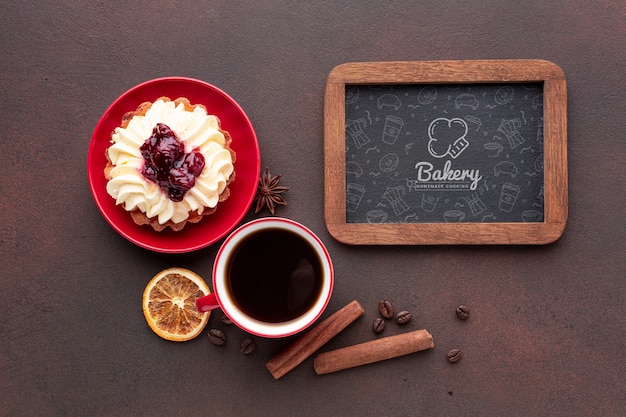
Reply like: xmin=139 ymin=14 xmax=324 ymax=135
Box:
xmin=313 ymin=329 xmax=434 ymax=375
xmin=266 ymin=300 xmax=364 ymax=379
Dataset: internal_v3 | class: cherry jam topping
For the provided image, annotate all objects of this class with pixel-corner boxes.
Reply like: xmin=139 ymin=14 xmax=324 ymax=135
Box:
xmin=139 ymin=123 xmax=205 ymax=202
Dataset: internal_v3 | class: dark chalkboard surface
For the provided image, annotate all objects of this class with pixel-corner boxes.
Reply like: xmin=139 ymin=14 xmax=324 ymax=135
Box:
xmin=344 ymin=83 xmax=545 ymax=224
xmin=324 ymin=60 xmax=567 ymax=245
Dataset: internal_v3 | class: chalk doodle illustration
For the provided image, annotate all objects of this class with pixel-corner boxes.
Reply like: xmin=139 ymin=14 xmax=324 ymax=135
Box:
xmin=346 ymin=118 xmax=371 ymax=149
xmin=377 ymin=94 xmax=401 ymax=110
xmin=417 ymin=86 xmax=437 ymax=105
xmin=379 ymin=153 xmax=399 ymax=172
xmin=499 ymin=183 xmax=521 ymax=212
xmin=427 ymin=117 xmax=470 ymax=159
xmin=382 ymin=186 xmax=410 ymax=216
xmin=346 ymin=160 xmax=364 ymax=178
xmin=346 ymin=88 xmax=359 ymax=105
xmin=464 ymin=115 xmax=482 ymax=131
xmin=455 ymin=94 xmax=479 ymax=110
xmin=346 ymin=183 xmax=365 ymax=213
xmin=483 ymin=142 xmax=504 ymax=157
xmin=460 ymin=193 xmax=488 ymax=217
xmin=498 ymin=118 xmax=525 ymax=149
xmin=344 ymin=83 xmax=545 ymax=224
xmin=494 ymin=161 xmax=518 ymax=177
xmin=421 ymin=194 xmax=439 ymax=212
xmin=494 ymin=86 xmax=515 ymax=105
xmin=366 ymin=209 xmax=388 ymax=224
xmin=382 ymin=115 xmax=404 ymax=145
xmin=443 ymin=210 xmax=465 ymax=222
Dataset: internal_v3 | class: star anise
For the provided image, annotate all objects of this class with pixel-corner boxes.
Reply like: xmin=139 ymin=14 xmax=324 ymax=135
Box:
xmin=254 ymin=167 xmax=289 ymax=214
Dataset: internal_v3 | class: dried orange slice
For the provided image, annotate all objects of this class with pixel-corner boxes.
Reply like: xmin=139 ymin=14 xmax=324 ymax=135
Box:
xmin=142 ymin=267 xmax=211 ymax=342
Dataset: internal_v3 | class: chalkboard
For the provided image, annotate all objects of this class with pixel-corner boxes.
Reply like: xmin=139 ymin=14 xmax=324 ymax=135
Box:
xmin=345 ymin=82 xmax=544 ymax=224
xmin=324 ymin=60 xmax=567 ymax=245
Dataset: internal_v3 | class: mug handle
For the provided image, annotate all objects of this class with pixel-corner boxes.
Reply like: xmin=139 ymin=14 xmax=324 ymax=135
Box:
xmin=196 ymin=293 xmax=219 ymax=313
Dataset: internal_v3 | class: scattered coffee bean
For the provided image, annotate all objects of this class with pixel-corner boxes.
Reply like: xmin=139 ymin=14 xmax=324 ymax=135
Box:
xmin=395 ymin=310 xmax=412 ymax=325
xmin=207 ymin=328 xmax=226 ymax=345
xmin=378 ymin=300 xmax=395 ymax=319
xmin=221 ymin=314 xmax=233 ymax=325
xmin=240 ymin=338 xmax=255 ymax=355
xmin=456 ymin=305 xmax=470 ymax=320
xmin=446 ymin=349 xmax=462 ymax=363
xmin=372 ymin=317 xmax=386 ymax=333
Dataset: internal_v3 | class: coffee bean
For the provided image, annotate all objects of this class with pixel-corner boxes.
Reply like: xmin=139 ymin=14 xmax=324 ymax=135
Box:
xmin=456 ymin=305 xmax=470 ymax=320
xmin=378 ymin=300 xmax=395 ymax=319
xmin=240 ymin=338 xmax=255 ymax=355
xmin=207 ymin=328 xmax=226 ymax=345
xmin=221 ymin=314 xmax=233 ymax=325
xmin=446 ymin=349 xmax=462 ymax=363
xmin=372 ymin=317 xmax=386 ymax=333
xmin=395 ymin=310 xmax=412 ymax=324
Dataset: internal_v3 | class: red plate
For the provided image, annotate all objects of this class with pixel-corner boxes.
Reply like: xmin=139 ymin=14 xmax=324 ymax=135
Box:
xmin=88 ymin=77 xmax=260 ymax=253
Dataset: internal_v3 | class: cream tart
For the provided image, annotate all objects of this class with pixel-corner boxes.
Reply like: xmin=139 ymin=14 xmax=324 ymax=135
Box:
xmin=104 ymin=97 xmax=236 ymax=231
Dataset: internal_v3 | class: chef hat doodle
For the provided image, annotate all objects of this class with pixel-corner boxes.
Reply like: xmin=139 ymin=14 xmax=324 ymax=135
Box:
xmin=427 ymin=117 xmax=470 ymax=159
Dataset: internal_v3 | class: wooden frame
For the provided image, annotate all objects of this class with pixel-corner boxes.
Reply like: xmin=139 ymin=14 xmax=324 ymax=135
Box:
xmin=324 ymin=60 xmax=567 ymax=245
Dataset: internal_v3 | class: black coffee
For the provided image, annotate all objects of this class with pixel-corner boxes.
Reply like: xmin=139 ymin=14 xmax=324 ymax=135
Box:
xmin=227 ymin=228 xmax=324 ymax=323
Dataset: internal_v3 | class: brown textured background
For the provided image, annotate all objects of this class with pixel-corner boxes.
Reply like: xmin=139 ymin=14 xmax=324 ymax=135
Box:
xmin=1 ymin=1 xmax=624 ymax=416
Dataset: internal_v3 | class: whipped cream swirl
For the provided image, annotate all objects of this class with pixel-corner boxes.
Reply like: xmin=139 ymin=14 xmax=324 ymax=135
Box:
xmin=106 ymin=99 xmax=234 ymax=225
